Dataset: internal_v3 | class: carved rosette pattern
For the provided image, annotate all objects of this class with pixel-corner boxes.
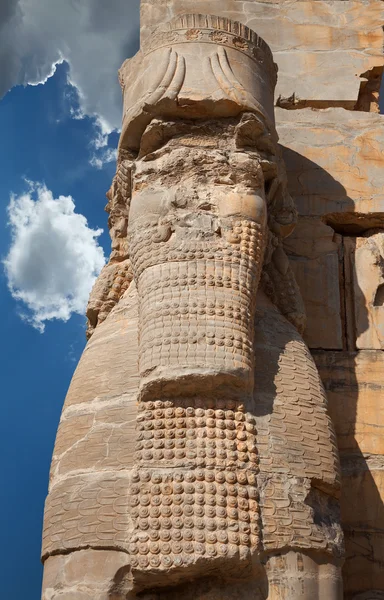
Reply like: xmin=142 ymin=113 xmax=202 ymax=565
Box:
xmin=128 ymin=464 xmax=260 ymax=570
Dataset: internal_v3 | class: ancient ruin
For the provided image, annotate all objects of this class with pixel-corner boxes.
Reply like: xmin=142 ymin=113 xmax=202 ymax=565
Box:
xmin=42 ymin=2 xmax=384 ymax=599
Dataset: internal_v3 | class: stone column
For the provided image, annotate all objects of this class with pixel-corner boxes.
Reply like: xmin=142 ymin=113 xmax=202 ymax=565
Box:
xmin=41 ymin=11 xmax=344 ymax=600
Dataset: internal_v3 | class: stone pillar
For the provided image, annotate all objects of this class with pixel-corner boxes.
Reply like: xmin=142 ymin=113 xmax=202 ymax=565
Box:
xmin=41 ymin=1 xmax=384 ymax=598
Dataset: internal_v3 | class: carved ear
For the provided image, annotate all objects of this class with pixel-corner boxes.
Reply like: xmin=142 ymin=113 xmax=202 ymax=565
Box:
xmin=235 ymin=113 xmax=266 ymax=148
xmin=138 ymin=119 xmax=172 ymax=158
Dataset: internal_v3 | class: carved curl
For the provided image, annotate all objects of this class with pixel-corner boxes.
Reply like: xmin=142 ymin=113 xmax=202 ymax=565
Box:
xmin=235 ymin=112 xmax=306 ymax=333
xmin=86 ymin=149 xmax=133 ymax=338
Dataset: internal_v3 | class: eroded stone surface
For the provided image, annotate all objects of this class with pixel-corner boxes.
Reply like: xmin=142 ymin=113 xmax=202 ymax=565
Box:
xmin=315 ymin=351 xmax=384 ymax=456
xmin=43 ymin=5 xmax=384 ymax=600
xmin=315 ymin=351 xmax=384 ymax=599
xmin=344 ymin=232 xmax=384 ymax=350
xmin=277 ymin=108 xmax=384 ymax=217
xmin=141 ymin=0 xmax=384 ymax=107
xmin=284 ymin=218 xmax=343 ymax=349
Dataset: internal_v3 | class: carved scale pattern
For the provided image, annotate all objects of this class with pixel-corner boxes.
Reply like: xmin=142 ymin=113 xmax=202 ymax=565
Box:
xmin=42 ymin=475 xmax=131 ymax=558
xmin=253 ymin=310 xmax=343 ymax=556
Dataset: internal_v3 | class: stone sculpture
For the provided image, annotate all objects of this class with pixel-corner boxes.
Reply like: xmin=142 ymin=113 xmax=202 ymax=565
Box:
xmin=42 ymin=14 xmax=344 ymax=600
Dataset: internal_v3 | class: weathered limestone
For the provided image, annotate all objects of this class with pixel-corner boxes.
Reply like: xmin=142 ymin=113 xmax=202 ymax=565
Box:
xmin=284 ymin=218 xmax=343 ymax=349
xmin=42 ymin=10 xmax=344 ymax=600
xmin=277 ymin=108 xmax=384 ymax=217
xmin=344 ymin=233 xmax=384 ymax=350
xmin=42 ymin=0 xmax=384 ymax=598
xmin=141 ymin=0 xmax=384 ymax=108
xmin=315 ymin=352 xmax=384 ymax=599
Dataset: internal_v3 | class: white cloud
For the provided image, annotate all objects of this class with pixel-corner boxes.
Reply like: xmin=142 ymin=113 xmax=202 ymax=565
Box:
xmin=90 ymin=147 xmax=118 ymax=170
xmin=3 ymin=182 xmax=106 ymax=332
xmin=0 ymin=0 xmax=140 ymax=132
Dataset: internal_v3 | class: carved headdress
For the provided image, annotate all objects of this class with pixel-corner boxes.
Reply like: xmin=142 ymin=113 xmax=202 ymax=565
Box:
xmin=87 ymin=15 xmax=305 ymax=337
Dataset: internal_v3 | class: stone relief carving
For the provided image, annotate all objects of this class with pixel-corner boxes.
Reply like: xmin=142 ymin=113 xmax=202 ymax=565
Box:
xmin=43 ymin=14 xmax=344 ymax=600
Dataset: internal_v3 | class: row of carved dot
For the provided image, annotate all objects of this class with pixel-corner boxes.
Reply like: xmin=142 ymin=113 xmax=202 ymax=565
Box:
xmin=131 ymin=517 xmax=260 ymax=536
xmin=139 ymin=342 xmax=252 ymax=354
xmin=136 ymin=431 xmax=256 ymax=444
xmin=136 ymin=443 xmax=256 ymax=456
xmin=142 ymin=297 xmax=253 ymax=309
xmin=129 ymin=534 xmax=258 ymax=556
xmin=135 ymin=451 xmax=258 ymax=463
xmin=142 ymin=300 xmax=254 ymax=319
xmin=139 ymin=324 xmax=253 ymax=339
xmin=138 ymin=344 xmax=253 ymax=357
xmin=140 ymin=296 xmax=254 ymax=313
xmin=140 ymin=337 xmax=252 ymax=350
xmin=131 ymin=470 xmax=258 ymax=485
xmin=130 ymin=506 xmax=258 ymax=523
xmin=137 ymin=424 xmax=254 ymax=436
xmin=130 ymin=511 xmax=260 ymax=543
xmin=136 ymin=430 xmax=256 ymax=442
xmin=129 ymin=529 xmax=254 ymax=548
xmin=139 ymin=407 xmax=251 ymax=419
xmin=131 ymin=509 xmax=260 ymax=528
xmin=137 ymin=426 xmax=255 ymax=439
xmin=129 ymin=543 xmax=254 ymax=568
xmin=136 ymin=435 xmax=257 ymax=448
xmin=137 ymin=416 xmax=255 ymax=431
xmin=130 ymin=495 xmax=257 ymax=510
xmin=141 ymin=310 xmax=253 ymax=323
xmin=139 ymin=409 xmax=252 ymax=422
xmin=136 ymin=423 xmax=255 ymax=437
xmin=131 ymin=479 xmax=257 ymax=496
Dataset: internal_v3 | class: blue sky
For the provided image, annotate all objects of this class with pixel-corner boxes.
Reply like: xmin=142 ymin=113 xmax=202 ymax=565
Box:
xmin=1 ymin=3 xmax=383 ymax=599
xmin=0 ymin=65 xmax=115 ymax=598
xmin=0 ymin=1 xmax=139 ymax=595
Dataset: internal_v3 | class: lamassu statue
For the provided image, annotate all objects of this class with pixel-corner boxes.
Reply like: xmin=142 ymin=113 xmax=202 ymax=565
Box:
xmin=42 ymin=15 xmax=344 ymax=600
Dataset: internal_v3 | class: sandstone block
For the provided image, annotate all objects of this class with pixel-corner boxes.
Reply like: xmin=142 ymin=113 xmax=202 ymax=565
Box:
xmin=42 ymin=550 xmax=131 ymax=600
xmin=341 ymin=468 xmax=384 ymax=599
xmin=314 ymin=350 xmax=384 ymax=598
xmin=277 ymin=108 xmax=384 ymax=217
xmin=344 ymin=233 xmax=384 ymax=350
xmin=141 ymin=0 xmax=384 ymax=106
xmin=284 ymin=217 xmax=343 ymax=349
xmin=314 ymin=350 xmax=384 ymax=455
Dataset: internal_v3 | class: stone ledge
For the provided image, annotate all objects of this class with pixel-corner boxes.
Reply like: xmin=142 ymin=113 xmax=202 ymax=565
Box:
xmin=277 ymin=108 xmax=384 ymax=216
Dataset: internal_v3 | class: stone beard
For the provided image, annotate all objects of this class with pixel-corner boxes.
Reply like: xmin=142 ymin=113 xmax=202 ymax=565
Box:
xmin=42 ymin=14 xmax=344 ymax=600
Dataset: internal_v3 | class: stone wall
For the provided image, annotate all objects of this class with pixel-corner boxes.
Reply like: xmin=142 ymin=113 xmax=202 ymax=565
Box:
xmin=140 ymin=1 xmax=384 ymax=597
